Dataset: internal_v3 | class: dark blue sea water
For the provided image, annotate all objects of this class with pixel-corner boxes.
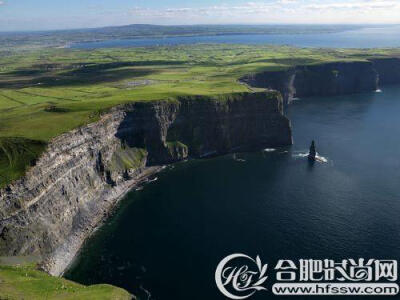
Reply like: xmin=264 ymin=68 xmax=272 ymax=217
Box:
xmin=65 ymin=86 xmax=400 ymax=299
xmin=71 ymin=26 xmax=400 ymax=49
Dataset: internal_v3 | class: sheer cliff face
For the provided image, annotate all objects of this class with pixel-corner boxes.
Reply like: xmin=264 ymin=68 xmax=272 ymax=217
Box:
xmin=241 ymin=59 xmax=400 ymax=104
xmin=294 ymin=62 xmax=378 ymax=97
xmin=0 ymin=92 xmax=292 ymax=275
xmin=116 ymin=93 xmax=292 ymax=163
xmin=371 ymin=58 xmax=400 ymax=85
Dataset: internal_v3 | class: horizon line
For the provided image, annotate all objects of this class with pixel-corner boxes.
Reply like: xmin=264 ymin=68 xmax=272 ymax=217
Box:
xmin=1 ymin=22 xmax=399 ymax=34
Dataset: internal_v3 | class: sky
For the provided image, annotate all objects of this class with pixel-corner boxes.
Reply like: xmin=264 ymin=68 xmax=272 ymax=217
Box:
xmin=0 ymin=0 xmax=400 ymax=31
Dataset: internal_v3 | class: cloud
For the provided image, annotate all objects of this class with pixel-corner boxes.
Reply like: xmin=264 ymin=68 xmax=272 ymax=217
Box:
xmin=278 ymin=0 xmax=298 ymax=4
xmin=127 ymin=0 xmax=400 ymax=23
xmin=305 ymin=1 xmax=400 ymax=10
xmin=0 ymin=1 xmax=4 ymax=5
xmin=129 ymin=2 xmax=294 ymax=18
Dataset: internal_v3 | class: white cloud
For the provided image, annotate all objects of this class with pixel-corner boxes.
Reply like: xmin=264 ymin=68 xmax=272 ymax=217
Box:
xmin=127 ymin=0 xmax=400 ymax=24
xmin=129 ymin=2 xmax=293 ymax=18
xmin=278 ymin=0 xmax=298 ymax=4
xmin=0 ymin=1 xmax=4 ymax=5
xmin=305 ymin=1 xmax=400 ymax=10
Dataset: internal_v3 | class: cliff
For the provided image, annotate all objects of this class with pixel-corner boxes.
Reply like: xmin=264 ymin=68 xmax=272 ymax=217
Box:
xmin=370 ymin=58 xmax=400 ymax=85
xmin=241 ymin=58 xmax=400 ymax=104
xmin=293 ymin=62 xmax=378 ymax=97
xmin=0 ymin=92 xmax=292 ymax=276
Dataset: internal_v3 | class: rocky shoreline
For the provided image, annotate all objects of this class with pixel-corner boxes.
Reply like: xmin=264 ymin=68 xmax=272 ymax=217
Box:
xmin=44 ymin=166 xmax=164 ymax=276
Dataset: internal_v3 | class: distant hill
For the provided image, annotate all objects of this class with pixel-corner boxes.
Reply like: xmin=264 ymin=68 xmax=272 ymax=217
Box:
xmin=0 ymin=24 xmax=366 ymax=49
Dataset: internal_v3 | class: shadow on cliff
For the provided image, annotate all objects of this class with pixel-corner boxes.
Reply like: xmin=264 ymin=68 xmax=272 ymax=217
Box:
xmin=114 ymin=102 xmax=171 ymax=165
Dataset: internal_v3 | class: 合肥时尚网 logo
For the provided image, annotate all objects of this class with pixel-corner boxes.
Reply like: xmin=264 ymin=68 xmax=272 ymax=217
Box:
xmin=215 ymin=253 xmax=268 ymax=299
xmin=216 ymin=255 xmax=399 ymax=298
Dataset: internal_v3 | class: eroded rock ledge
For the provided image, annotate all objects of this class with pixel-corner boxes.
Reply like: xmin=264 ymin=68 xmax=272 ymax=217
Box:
xmin=0 ymin=92 xmax=292 ymax=275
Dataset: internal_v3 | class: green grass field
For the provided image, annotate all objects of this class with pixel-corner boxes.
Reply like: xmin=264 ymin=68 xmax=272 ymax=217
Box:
xmin=0 ymin=263 xmax=131 ymax=299
xmin=0 ymin=44 xmax=400 ymax=187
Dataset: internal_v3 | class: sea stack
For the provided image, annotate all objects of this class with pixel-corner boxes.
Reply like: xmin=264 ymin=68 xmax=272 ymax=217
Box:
xmin=308 ymin=140 xmax=316 ymax=161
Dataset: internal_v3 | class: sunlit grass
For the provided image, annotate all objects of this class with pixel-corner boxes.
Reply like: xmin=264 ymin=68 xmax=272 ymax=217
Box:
xmin=0 ymin=263 xmax=131 ymax=300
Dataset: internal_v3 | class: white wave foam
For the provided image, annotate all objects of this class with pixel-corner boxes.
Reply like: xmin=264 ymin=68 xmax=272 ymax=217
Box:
xmin=293 ymin=152 xmax=308 ymax=158
xmin=232 ymin=154 xmax=246 ymax=162
xmin=315 ymin=154 xmax=328 ymax=163
xmin=376 ymin=89 xmax=382 ymax=93
xmin=148 ymin=177 xmax=158 ymax=183
xmin=263 ymin=148 xmax=276 ymax=152
xmin=235 ymin=158 xmax=246 ymax=162
xmin=293 ymin=151 xmax=328 ymax=163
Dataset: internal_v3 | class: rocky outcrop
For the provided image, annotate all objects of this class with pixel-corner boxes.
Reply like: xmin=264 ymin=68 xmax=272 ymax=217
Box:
xmin=308 ymin=140 xmax=316 ymax=161
xmin=241 ymin=59 xmax=400 ymax=105
xmin=0 ymin=92 xmax=292 ymax=276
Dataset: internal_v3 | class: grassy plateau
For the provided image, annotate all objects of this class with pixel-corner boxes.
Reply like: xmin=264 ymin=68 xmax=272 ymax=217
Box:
xmin=0 ymin=44 xmax=399 ymax=187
